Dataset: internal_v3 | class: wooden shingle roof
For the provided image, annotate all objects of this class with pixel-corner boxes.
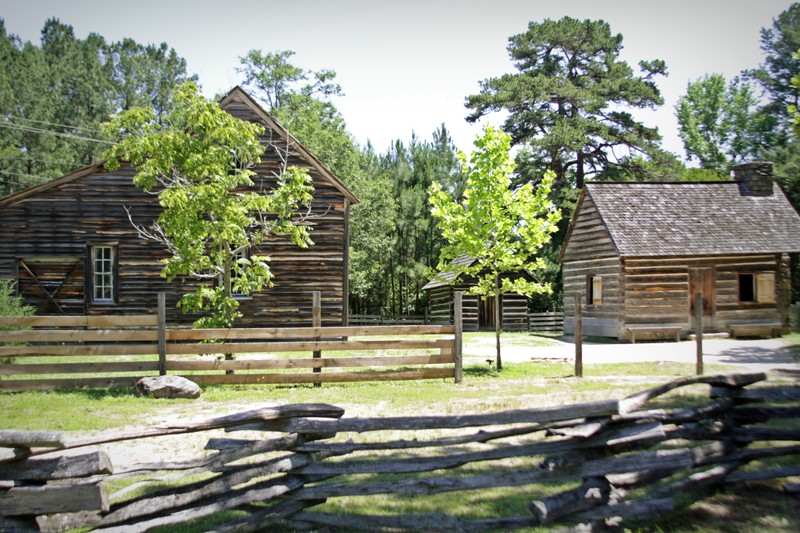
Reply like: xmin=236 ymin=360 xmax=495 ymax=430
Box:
xmin=585 ymin=181 xmax=800 ymax=257
xmin=422 ymin=254 xmax=476 ymax=290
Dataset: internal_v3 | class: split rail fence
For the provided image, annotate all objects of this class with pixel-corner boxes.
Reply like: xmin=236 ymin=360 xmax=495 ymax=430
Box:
xmin=1 ymin=371 xmax=798 ymax=531
xmin=0 ymin=294 xmax=463 ymax=391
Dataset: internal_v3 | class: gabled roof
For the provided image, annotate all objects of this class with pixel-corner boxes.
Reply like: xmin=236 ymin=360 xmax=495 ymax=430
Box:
xmin=422 ymin=255 xmax=477 ymax=290
xmin=219 ymin=86 xmax=357 ymax=205
xmin=0 ymin=86 xmax=358 ymax=208
xmin=581 ymin=180 xmax=800 ymax=257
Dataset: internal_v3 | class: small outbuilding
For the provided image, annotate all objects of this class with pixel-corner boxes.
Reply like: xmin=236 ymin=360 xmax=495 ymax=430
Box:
xmin=559 ymin=162 xmax=800 ymax=341
xmin=0 ymin=86 xmax=357 ymax=327
xmin=423 ymin=255 xmax=531 ymax=332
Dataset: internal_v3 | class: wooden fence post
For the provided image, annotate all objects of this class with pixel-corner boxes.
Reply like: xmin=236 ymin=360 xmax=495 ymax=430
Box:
xmin=695 ymin=291 xmax=704 ymax=376
xmin=454 ymin=291 xmax=463 ymax=384
xmin=157 ymin=292 xmax=166 ymax=376
xmin=575 ymin=292 xmax=583 ymax=378
xmin=313 ymin=291 xmax=322 ymax=388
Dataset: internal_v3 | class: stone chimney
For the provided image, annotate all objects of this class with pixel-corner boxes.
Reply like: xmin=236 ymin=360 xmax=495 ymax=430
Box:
xmin=732 ymin=161 xmax=774 ymax=196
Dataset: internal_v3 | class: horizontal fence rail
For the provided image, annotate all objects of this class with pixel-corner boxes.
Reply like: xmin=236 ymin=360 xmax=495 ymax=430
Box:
xmin=0 ymin=372 xmax=798 ymax=531
xmin=0 ymin=304 xmax=461 ymax=391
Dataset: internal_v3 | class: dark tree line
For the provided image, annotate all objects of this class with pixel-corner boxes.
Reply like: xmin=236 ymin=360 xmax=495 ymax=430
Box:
xmin=0 ymin=18 xmax=195 ymax=196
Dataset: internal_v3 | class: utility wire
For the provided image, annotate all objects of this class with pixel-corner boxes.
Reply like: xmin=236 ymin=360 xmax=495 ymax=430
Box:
xmin=5 ymin=114 xmax=106 ymax=135
xmin=0 ymin=121 xmax=116 ymax=145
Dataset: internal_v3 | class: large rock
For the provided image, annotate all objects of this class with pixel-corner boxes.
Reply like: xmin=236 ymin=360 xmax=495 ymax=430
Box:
xmin=135 ymin=375 xmax=201 ymax=399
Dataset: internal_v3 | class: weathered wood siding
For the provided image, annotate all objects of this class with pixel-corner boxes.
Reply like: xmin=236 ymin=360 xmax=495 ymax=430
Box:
xmin=0 ymin=91 xmax=352 ymax=327
xmin=426 ymin=285 xmax=528 ymax=332
xmin=620 ymin=255 xmax=783 ymax=337
xmin=501 ymin=294 xmax=529 ymax=332
xmin=561 ymin=192 xmax=622 ymax=337
xmin=222 ymin=93 xmax=350 ymax=326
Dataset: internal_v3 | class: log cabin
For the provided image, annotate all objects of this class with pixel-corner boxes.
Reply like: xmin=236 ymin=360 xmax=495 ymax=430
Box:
xmin=560 ymin=162 xmax=800 ymax=341
xmin=0 ymin=86 xmax=358 ymax=327
xmin=423 ymin=255 xmax=531 ymax=332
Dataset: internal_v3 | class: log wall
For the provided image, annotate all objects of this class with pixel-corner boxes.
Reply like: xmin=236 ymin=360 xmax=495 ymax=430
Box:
xmin=2 ymin=372 xmax=797 ymax=531
xmin=620 ymin=254 xmax=784 ymax=340
xmin=561 ymin=192 xmax=623 ymax=337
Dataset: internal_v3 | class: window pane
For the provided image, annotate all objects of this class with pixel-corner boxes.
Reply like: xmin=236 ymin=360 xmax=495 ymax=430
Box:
xmin=92 ymin=246 xmax=114 ymax=303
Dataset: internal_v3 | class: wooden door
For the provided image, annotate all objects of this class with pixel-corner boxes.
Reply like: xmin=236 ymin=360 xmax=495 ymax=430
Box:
xmin=689 ymin=267 xmax=715 ymax=331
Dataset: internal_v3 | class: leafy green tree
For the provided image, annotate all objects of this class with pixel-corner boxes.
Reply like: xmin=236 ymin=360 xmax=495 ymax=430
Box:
xmin=749 ymin=2 xmax=800 ymax=138
xmin=465 ymin=17 xmax=667 ymax=190
xmin=675 ymin=74 xmax=769 ymax=172
xmin=429 ymin=125 xmax=560 ymax=369
xmin=348 ymin=143 xmax=398 ymax=315
xmin=102 ymin=82 xmax=314 ymax=328
xmin=110 ymin=38 xmax=196 ymax=118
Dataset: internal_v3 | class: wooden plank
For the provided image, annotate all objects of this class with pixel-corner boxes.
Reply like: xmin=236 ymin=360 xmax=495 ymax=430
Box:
xmin=0 ymin=451 xmax=112 ymax=481
xmin=0 ymin=315 xmax=157 ymax=327
xmin=166 ymin=354 xmax=453 ymax=371
xmin=1 ymin=361 xmax=160 ymax=375
xmin=0 ymin=430 xmax=68 ymax=448
xmin=274 ymin=399 xmax=619 ymax=433
xmin=185 ymin=368 xmax=456 ymax=386
xmin=1 ymin=329 xmax=158 ymax=343
xmin=0 ymin=484 xmax=108 ymax=515
xmin=165 ymin=325 xmax=454 ymax=341
xmin=163 ymin=338 xmax=453 ymax=355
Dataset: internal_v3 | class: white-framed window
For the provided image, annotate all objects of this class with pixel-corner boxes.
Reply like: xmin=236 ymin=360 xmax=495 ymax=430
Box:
xmin=587 ymin=275 xmax=602 ymax=306
xmin=738 ymin=272 xmax=776 ymax=303
xmin=91 ymin=245 xmax=116 ymax=303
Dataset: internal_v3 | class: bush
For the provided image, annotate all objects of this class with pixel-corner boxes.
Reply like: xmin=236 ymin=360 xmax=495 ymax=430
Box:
xmin=0 ymin=280 xmax=33 ymax=317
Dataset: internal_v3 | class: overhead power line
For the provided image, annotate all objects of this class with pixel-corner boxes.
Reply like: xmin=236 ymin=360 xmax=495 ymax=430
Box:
xmin=0 ymin=121 xmax=116 ymax=145
xmin=5 ymin=115 xmax=106 ymax=135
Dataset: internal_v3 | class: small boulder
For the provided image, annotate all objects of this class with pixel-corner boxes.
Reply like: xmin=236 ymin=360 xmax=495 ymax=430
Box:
xmin=135 ymin=375 xmax=201 ymax=399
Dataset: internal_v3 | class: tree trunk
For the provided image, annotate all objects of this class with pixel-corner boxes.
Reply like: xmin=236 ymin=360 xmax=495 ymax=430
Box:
xmin=576 ymin=152 xmax=585 ymax=190
xmin=223 ymin=244 xmax=235 ymax=375
xmin=495 ymin=274 xmax=502 ymax=370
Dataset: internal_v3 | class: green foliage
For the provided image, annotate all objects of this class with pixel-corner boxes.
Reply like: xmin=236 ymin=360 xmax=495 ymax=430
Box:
xmin=429 ymin=126 xmax=560 ymax=368
xmin=0 ymin=280 xmax=32 ymax=317
xmin=430 ymin=125 xmax=560 ymax=299
xmin=102 ymin=82 xmax=314 ymax=328
xmin=749 ymin=2 xmax=800 ymax=136
xmin=465 ymin=16 xmax=666 ymax=190
xmin=0 ymin=18 xmax=195 ymax=197
xmin=676 ymin=74 xmax=769 ymax=173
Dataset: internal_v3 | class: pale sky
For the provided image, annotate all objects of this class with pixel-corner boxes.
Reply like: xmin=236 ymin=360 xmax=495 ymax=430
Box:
xmin=1 ymin=0 xmax=796 ymax=160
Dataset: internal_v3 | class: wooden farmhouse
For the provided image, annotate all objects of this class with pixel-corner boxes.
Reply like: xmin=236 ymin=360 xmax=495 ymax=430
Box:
xmin=0 ymin=86 xmax=358 ymax=327
xmin=559 ymin=162 xmax=800 ymax=341
xmin=423 ymin=255 xmax=531 ymax=332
